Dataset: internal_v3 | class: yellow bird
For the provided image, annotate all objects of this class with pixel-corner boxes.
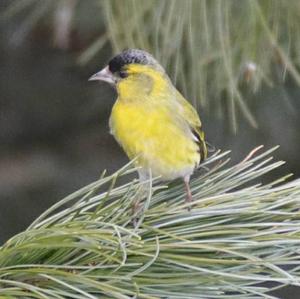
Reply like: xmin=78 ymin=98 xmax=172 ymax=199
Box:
xmin=89 ymin=49 xmax=207 ymax=206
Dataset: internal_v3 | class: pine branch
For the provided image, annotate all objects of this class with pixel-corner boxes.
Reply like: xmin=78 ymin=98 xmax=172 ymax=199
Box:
xmin=0 ymin=147 xmax=300 ymax=298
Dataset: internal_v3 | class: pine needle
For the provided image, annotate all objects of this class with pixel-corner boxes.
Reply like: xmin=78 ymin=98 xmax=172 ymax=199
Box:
xmin=1 ymin=147 xmax=300 ymax=298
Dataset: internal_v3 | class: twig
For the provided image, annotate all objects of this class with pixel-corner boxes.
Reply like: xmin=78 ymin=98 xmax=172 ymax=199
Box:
xmin=240 ymin=145 xmax=264 ymax=164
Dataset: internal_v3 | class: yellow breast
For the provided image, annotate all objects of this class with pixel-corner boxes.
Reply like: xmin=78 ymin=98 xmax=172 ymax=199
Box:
xmin=109 ymin=100 xmax=200 ymax=180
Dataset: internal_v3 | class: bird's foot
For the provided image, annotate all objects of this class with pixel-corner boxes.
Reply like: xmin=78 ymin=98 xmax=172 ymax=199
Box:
xmin=131 ymin=200 xmax=143 ymax=227
xmin=185 ymin=193 xmax=193 ymax=211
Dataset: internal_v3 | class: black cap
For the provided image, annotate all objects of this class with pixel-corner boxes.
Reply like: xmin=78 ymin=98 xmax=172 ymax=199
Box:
xmin=108 ymin=49 xmax=159 ymax=73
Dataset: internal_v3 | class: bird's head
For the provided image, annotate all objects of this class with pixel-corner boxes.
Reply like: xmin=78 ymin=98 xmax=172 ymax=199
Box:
xmin=89 ymin=49 xmax=170 ymax=98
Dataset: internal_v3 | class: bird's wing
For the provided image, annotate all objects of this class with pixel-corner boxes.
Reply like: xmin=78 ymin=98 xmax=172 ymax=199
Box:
xmin=173 ymin=90 xmax=207 ymax=161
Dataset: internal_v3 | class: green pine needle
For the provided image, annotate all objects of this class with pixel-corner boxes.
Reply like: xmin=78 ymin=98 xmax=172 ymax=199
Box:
xmin=1 ymin=146 xmax=300 ymax=298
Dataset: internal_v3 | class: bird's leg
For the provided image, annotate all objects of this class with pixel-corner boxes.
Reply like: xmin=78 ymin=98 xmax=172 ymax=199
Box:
xmin=131 ymin=187 xmax=147 ymax=227
xmin=131 ymin=170 xmax=149 ymax=226
xmin=183 ymin=176 xmax=193 ymax=210
xmin=131 ymin=197 xmax=140 ymax=227
xmin=132 ymin=196 xmax=141 ymax=215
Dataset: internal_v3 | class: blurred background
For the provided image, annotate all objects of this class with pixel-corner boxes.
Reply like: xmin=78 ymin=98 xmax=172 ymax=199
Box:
xmin=0 ymin=1 xmax=300 ymax=296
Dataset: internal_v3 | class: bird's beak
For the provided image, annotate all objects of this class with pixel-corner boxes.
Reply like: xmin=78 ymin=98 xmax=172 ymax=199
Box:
xmin=88 ymin=66 xmax=115 ymax=84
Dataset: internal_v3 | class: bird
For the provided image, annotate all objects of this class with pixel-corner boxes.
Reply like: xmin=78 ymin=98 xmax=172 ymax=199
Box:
xmin=89 ymin=49 xmax=207 ymax=209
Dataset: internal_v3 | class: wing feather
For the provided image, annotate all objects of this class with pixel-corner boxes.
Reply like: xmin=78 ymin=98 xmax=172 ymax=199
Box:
xmin=174 ymin=90 xmax=207 ymax=162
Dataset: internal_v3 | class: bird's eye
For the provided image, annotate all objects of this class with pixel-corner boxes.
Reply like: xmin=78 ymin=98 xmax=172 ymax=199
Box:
xmin=119 ymin=71 xmax=128 ymax=78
